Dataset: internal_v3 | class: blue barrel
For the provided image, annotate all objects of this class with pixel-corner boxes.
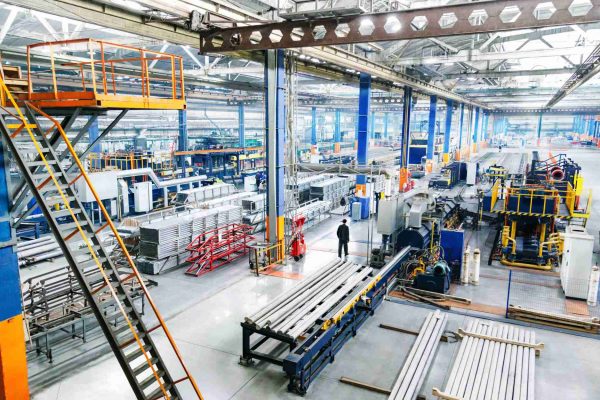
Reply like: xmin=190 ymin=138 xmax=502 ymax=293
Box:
xmin=359 ymin=196 xmax=370 ymax=219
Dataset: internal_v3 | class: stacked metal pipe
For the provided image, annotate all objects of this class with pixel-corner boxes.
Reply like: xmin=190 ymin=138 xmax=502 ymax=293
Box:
xmin=433 ymin=319 xmax=538 ymax=400
xmin=17 ymin=236 xmax=62 ymax=266
xmin=388 ymin=310 xmax=448 ymax=400
xmin=245 ymin=259 xmax=373 ymax=339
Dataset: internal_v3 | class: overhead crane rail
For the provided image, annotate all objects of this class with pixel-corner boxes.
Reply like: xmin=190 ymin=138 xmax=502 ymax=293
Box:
xmin=0 ymin=73 xmax=201 ymax=398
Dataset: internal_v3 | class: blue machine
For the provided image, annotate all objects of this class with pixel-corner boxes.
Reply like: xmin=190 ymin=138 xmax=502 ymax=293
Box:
xmin=240 ymin=248 xmax=412 ymax=395
xmin=414 ymin=260 xmax=452 ymax=293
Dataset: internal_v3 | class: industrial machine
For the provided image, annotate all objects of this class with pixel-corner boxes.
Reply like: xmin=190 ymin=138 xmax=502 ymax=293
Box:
xmin=289 ymin=214 xmax=307 ymax=261
xmin=429 ymin=161 xmax=465 ymax=189
xmin=370 ymin=189 xmax=464 ymax=283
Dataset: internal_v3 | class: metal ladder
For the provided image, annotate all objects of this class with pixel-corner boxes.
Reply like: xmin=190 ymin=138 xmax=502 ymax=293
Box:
xmin=0 ymin=81 xmax=203 ymax=400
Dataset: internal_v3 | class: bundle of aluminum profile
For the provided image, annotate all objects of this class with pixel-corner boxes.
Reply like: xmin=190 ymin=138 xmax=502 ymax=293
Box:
xmin=244 ymin=259 xmax=373 ymax=339
xmin=310 ymin=177 xmax=351 ymax=204
xmin=139 ymin=204 xmax=242 ymax=259
xmin=198 ymin=191 xmax=256 ymax=209
xmin=289 ymin=200 xmax=331 ymax=220
xmin=433 ymin=319 xmax=541 ymax=400
xmin=388 ymin=310 xmax=448 ymax=400
xmin=174 ymin=183 xmax=235 ymax=205
xmin=286 ymin=174 xmax=327 ymax=192
xmin=241 ymin=193 xmax=266 ymax=214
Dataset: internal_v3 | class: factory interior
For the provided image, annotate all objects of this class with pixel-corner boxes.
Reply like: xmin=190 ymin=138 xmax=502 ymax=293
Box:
xmin=3 ymin=0 xmax=600 ymax=399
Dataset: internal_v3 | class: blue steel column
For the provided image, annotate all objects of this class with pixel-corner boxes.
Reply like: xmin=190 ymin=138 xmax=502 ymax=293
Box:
xmin=399 ymin=87 xmax=413 ymax=191
xmin=238 ymin=102 xmax=245 ymax=148
xmin=457 ymin=103 xmax=465 ymax=160
xmin=265 ymin=49 xmax=285 ymax=246
xmin=0 ymin=136 xmax=29 ymax=398
xmin=443 ymin=99 xmax=453 ymax=163
xmin=310 ymin=106 xmax=317 ymax=154
xmin=472 ymin=107 xmax=480 ymax=153
xmin=426 ymin=96 xmax=437 ymax=163
xmin=178 ymin=109 xmax=188 ymax=177
xmin=334 ymin=109 xmax=341 ymax=153
xmin=356 ymin=72 xmax=371 ymax=195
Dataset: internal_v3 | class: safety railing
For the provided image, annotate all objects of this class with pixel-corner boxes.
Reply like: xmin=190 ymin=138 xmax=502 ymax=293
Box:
xmin=489 ymin=179 xmax=501 ymax=211
xmin=26 ymin=39 xmax=185 ymax=109
xmin=249 ymin=240 xmax=286 ymax=276
xmin=88 ymin=151 xmax=174 ymax=172
xmin=502 ymin=186 xmax=559 ymax=216
xmin=0 ymin=78 xmax=202 ymax=399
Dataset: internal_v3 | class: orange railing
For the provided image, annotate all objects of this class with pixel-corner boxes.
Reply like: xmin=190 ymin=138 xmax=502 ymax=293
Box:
xmin=26 ymin=39 xmax=185 ymax=108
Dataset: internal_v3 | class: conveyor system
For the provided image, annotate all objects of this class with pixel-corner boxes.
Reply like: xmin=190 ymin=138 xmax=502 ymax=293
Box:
xmin=241 ymin=247 xmax=412 ymax=394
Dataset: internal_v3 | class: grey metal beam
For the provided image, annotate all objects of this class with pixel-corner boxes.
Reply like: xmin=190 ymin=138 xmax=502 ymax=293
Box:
xmin=432 ymin=67 xmax=576 ymax=80
xmin=3 ymin=0 xmax=485 ymax=107
xmin=546 ymin=42 xmax=600 ymax=107
xmin=200 ymin=0 xmax=600 ymax=52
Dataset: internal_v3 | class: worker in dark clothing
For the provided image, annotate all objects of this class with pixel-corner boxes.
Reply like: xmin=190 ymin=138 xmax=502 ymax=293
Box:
xmin=336 ymin=219 xmax=350 ymax=259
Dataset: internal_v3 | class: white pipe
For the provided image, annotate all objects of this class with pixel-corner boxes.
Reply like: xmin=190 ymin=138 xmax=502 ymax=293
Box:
xmin=471 ymin=248 xmax=480 ymax=286
xmin=115 ymin=168 xmax=207 ymax=189
xmin=588 ymin=266 xmax=599 ymax=306
xmin=462 ymin=246 xmax=471 ymax=285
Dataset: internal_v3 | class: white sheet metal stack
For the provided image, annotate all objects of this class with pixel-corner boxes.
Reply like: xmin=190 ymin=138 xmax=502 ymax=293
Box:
xmin=244 ymin=259 xmax=373 ymax=339
xmin=139 ymin=204 xmax=242 ymax=259
xmin=310 ymin=177 xmax=350 ymax=203
xmin=174 ymin=183 xmax=235 ymax=205
xmin=388 ymin=310 xmax=448 ymax=400
xmin=198 ymin=191 xmax=256 ymax=209
xmin=433 ymin=319 xmax=541 ymax=400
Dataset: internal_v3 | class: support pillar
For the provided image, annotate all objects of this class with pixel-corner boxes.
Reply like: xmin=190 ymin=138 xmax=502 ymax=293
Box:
xmin=310 ymin=106 xmax=318 ymax=154
xmin=383 ymin=112 xmax=389 ymax=140
xmin=89 ymin=117 xmax=101 ymax=153
xmin=443 ymin=99 xmax=453 ymax=163
xmin=399 ymin=87 xmax=412 ymax=191
xmin=426 ymin=96 xmax=437 ymax=161
xmin=334 ymin=109 xmax=341 ymax=153
xmin=472 ymin=107 xmax=480 ymax=154
xmin=0 ymin=135 xmax=29 ymax=399
xmin=536 ymin=112 xmax=543 ymax=145
xmin=356 ymin=72 xmax=371 ymax=195
xmin=370 ymin=112 xmax=376 ymax=141
xmin=457 ymin=103 xmax=465 ymax=160
xmin=238 ymin=102 xmax=245 ymax=149
xmin=265 ymin=49 xmax=285 ymax=246
xmin=178 ymin=109 xmax=188 ymax=177
xmin=482 ymin=111 xmax=489 ymax=145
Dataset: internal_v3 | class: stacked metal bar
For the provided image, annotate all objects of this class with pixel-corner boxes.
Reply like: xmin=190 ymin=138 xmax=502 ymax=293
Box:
xmin=388 ymin=310 xmax=448 ymax=400
xmin=241 ymin=193 xmax=266 ymax=213
xmin=244 ymin=259 xmax=373 ymax=339
xmin=139 ymin=204 xmax=242 ymax=259
xmin=433 ymin=319 xmax=539 ymax=400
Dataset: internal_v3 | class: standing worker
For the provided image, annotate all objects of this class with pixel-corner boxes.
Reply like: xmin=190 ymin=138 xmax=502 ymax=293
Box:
xmin=337 ymin=219 xmax=350 ymax=259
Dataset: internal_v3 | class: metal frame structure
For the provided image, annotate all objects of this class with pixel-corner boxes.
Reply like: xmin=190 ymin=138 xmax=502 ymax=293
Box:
xmin=240 ymin=247 xmax=411 ymax=395
xmin=0 ymin=67 xmax=202 ymax=399
xmin=200 ymin=0 xmax=600 ymax=52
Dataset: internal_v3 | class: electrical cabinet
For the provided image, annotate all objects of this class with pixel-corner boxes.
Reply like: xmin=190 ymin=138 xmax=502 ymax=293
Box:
xmin=134 ymin=181 xmax=153 ymax=213
xmin=561 ymin=225 xmax=594 ymax=300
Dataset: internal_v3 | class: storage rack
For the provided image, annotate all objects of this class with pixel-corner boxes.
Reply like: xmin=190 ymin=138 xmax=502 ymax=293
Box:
xmin=240 ymin=247 xmax=411 ymax=394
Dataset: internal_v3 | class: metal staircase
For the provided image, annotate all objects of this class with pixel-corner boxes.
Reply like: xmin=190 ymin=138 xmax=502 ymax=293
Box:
xmin=0 ymin=81 xmax=203 ymax=400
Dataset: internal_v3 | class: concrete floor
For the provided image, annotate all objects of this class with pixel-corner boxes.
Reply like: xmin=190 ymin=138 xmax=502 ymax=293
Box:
xmin=26 ymin=146 xmax=600 ymax=400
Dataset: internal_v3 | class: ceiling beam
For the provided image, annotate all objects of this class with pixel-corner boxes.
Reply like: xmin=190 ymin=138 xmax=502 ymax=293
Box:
xmin=393 ymin=45 xmax=597 ymax=65
xmin=546 ymin=42 xmax=600 ymax=107
xmin=4 ymin=0 xmax=484 ymax=106
xmin=432 ymin=67 xmax=576 ymax=80
xmin=200 ymin=0 xmax=600 ymax=52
